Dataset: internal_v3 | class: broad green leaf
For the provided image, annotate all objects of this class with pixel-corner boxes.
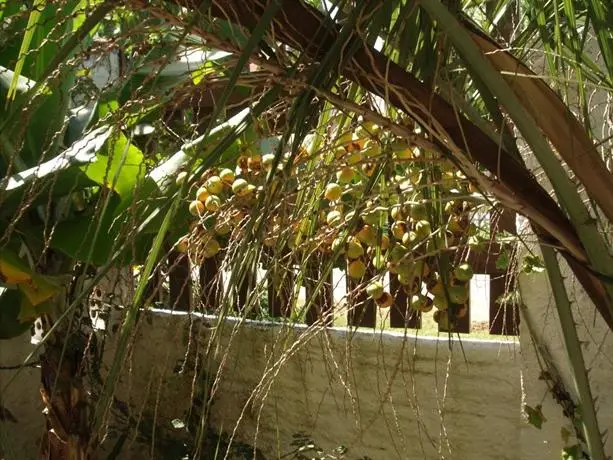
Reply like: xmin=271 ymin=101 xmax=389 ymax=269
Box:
xmin=5 ymin=0 xmax=44 ymax=105
xmin=0 ymin=249 xmax=32 ymax=285
xmin=0 ymin=288 xmax=32 ymax=339
xmin=80 ymin=132 xmax=145 ymax=198
xmin=1 ymin=126 xmax=112 ymax=192
xmin=522 ymin=254 xmax=546 ymax=274
xmin=495 ymin=251 xmax=510 ymax=271
xmin=524 ymin=404 xmax=546 ymax=429
xmin=19 ymin=274 xmax=59 ymax=306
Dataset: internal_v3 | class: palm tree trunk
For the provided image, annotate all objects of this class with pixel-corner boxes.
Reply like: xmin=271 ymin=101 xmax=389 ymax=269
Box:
xmin=39 ymin=316 xmax=92 ymax=460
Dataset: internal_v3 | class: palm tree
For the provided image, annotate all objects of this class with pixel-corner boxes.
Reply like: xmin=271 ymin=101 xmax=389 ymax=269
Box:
xmin=1 ymin=0 xmax=612 ymax=458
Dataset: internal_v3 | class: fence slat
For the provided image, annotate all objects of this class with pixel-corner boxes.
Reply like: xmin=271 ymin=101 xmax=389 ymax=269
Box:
xmin=389 ymin=274 xmax=421 ymax=328
xmin=347 ymin=262 xmax=376 ymax=328
xmin=200 ymin=255 xmax=222 ymax=312
xmin=143 ymin=266 xmax=163 ymax=307
xmin=305 ymin=256 xmax=334 ymax=326
xmin=168 ymin=250 xmax=191 ymax=311
xmin=268 ymin=267 xmax=294 ymax=318
xmin=236 ymin=267 xmax=256 ymax=313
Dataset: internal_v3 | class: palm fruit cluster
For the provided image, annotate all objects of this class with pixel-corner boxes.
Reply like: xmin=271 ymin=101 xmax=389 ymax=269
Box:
xmin=176 ymin=120 xmax=481 ymax=328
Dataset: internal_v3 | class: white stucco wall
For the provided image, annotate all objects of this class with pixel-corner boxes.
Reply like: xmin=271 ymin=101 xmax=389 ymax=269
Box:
xmin=2 ymin=296 xmax=612 ymax=460
xmin=518 ymin=247 xmax=613 ymax=458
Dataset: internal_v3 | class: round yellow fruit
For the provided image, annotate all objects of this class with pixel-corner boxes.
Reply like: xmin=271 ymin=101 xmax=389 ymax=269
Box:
xmin=196 ymin=186 xmax=210 ymax=202
xmin=205 ymin=195 xmax=221 ymax=212
xmin=175 ymin=171 xmax=188 ymax=186
xmin=324 ymin=183 xmax=342 ymax=201
xmin=205 ymin=176 xmax=223 ymax=195
xmin=175 ymin=236 xmax=189 ymax=253
xmin=337 ymin=167 xmax=355 ymax=184
xmin=356 ymin=225 xmax=377 ymax=247
xmin=219 ymin=168 xmax=235 ymax=184
xmin=189 ymin=200 xmax=205 ymax=216
xmin=231 ymin=178 xmax=249 ymax=196
xmin=346 ymin=239 xmax=365 ymax=259
xmin=203 ymin=238 xmax=221 ymax=258
xmin=347 ymin=260 xmax=367 ymax=279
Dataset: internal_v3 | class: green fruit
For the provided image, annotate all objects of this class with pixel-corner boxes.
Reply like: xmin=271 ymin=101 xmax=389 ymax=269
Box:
xmin=402 ymin=231 xmax=417 ymax=246
xmin=231 ymin=178 xmax=249 ymax=196
xmin=366 ymin=281 xmax=384 ymax=300
xmin=175 ymin=171 xmax=188 ymax=186
xmin=363 ymin=212 xmax=379 ymax=226
xmin=363 ymin=140 xmax=381 ymax=157
xmin=420 ymin=297 xmax=434 ymax=313
xmin=205 ymin=176 xmax=223 ymax=195
xmin=433 ymin=310 xmax=451 ymax=329
xmin=390 ymin=205 xmax=405 ymax=221
xmin=346 ymin=150 xmax=363 ymax=165
xmin=205 ymin=195 xmax=221 ymax=212
xmin=371 ymin=254 xmax=386 ymax=270
xmin=361 ymin=121 xmax=380 ymax=135
xmin=454 ymin=263 xmax=474 ymax=282
xmin=215 ymin=220 xmax=232 ymax=236
xmin=203 ymin=238 xmax=221 ymax=258
xmin=337 ymin=167 xmax=355 ymax=184
xmin=429 ymin=280 xmax=444 ymax=296
xmin=331 ymin=237 xmax=346 ymax=254
xmin=415 ymin=220 xmax=431 ymax=239
xmin=433 ymin=295 xmax=449 ymax=311
xmin=346 ymin=239 xmax=365 ymax=259
xmin=448 ymin=285 xmax=469 ymax=304
xmin=175 ymin=236 xmax=189 ymax=253
xmin=326 ymin=210 xmax=343 ymax=226
xmin=409 ymin=203 xmax=427 ymax=220
xmin=324 ymin=183 xmax=342 ymax=201
xmin=219 ymin=168 xmax=235 ymax=184
xmin=409 ymin=294 xmax=427 ymax=311
xmin=348 ymin=260 xmax=367 ymax=279
xmin=389 ymin=245 xmax=407 ymax=263
xmin=397 ymin=272 xmax=414 ymax=285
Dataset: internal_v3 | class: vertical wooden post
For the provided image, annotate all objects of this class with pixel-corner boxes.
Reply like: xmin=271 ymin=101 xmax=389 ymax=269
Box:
xmin=236 ymin=263 xmax=256 ymax=313
xmin=143 ymin=266 xmax=163 ymax=307
xmin=168 ymin=250 xmax=191 ymax=311
xmin=200 ymin=255 xmax=222 ymax=313
xmin=346 ymin=262 xmax=376 ymax=328
xmin=305 ymin=256 xmax=334 ymax=326
xmin=267 ymin=251 xmax=294 ymax=318
xmin=389 ymin=274 xmax=421 ymax=329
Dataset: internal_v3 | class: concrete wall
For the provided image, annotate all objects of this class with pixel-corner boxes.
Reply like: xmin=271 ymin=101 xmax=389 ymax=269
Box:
xmin=1 ymin=280 xmax=612 ymax=460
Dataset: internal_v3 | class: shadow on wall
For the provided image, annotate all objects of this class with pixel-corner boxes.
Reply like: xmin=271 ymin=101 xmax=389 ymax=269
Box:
xmin=2 ymin=309 xmax=521 ymax=460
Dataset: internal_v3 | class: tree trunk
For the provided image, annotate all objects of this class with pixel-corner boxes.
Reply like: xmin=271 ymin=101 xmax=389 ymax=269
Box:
xmin=39 ymin=320 xmax=92 ymax=460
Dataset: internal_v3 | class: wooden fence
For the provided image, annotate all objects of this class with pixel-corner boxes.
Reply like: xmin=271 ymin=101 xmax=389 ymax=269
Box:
xmin=148 ymin=209 xmax=519 ymax=336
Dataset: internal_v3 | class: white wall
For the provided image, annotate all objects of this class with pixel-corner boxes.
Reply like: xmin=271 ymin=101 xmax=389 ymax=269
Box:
xmin=2 ymin=285 xmax=611 ymax=460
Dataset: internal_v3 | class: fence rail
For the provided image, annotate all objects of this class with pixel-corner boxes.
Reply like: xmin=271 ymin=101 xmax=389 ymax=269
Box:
xmin=152 ymin=209 xmax=519 ymax=336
